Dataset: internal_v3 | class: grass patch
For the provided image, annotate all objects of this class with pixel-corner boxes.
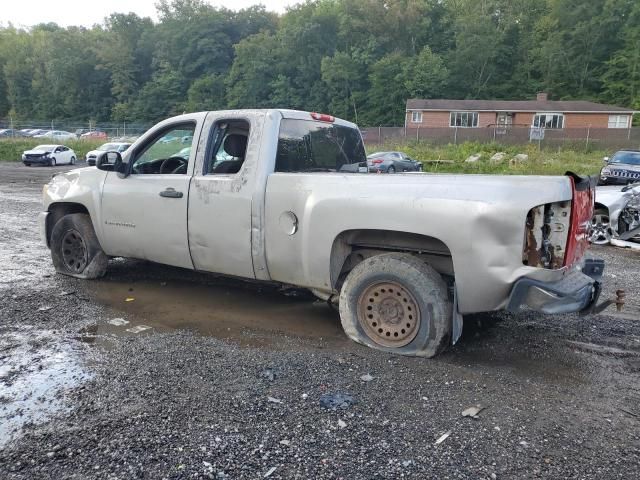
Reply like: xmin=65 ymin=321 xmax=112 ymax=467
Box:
xmin=0 ymin=138 xmax=104 ymax=162
xmin=368 ymin=141 xmax=606 ymax=176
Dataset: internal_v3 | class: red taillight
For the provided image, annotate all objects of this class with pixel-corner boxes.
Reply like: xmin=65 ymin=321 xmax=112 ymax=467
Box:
xmin=563 ymin=175 xmax=595 ymax=267
xmin=371 ymin=159 xmax=384 ymax=164
xmin=310 ymin=112 xmax=335 ymax=122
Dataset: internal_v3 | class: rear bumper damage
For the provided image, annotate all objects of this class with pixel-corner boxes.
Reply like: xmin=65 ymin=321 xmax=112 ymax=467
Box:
xmin=507 ymin=258 xmax=604 ymax=315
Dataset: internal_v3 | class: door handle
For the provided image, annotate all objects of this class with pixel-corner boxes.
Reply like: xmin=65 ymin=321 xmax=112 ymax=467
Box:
xmin=159 ymin=188 xmax=183 ymax=198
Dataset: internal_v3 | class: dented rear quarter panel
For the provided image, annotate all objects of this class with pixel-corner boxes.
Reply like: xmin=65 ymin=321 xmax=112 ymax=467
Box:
xmin=264 ymin=173 xmax=573 ymax=313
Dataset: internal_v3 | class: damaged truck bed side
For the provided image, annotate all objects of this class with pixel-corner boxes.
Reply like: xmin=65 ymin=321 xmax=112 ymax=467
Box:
xmin=39 ymin=109 xmax=605 ymax=357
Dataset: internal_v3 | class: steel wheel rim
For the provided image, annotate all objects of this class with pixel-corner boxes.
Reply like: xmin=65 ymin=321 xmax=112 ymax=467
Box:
xmin=357 ymin=281 xmax=420 ymax=348
xmin=590 ymin=214 xmax=612 ymax=245
xmin=61 ymin=229 xmax=88 ymax=273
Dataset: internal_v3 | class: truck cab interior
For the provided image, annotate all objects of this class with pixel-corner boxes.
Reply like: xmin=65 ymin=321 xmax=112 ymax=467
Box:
xmin=206 ymin=119 xmax=250 ymax=175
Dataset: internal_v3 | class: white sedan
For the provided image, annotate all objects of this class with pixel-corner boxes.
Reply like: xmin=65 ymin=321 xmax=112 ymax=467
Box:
xmin=85 ymin=142 xmax=132 ymax=166
xmin=34 ymin=130 xmax=77 ymax=141
xmin=22 ymin=145 xmax=77 ymax=166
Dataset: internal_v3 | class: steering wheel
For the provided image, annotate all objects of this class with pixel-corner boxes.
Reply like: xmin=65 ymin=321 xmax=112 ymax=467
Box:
xmin=159 ymin=156 xmax=188 ymax=174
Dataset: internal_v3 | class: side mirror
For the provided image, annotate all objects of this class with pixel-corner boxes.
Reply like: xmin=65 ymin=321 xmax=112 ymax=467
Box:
xmin=603 ymin=156 xmax=610 ymax=163
xmin=96 ymin=151 xmax=126 ymax=175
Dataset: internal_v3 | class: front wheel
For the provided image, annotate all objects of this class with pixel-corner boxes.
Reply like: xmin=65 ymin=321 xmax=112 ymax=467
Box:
xmin=339 ymin=253 xmax=452 ymax=357
xmin=49 ymin=158 xmax=56 ymax=166
xmin=70 ymin=156 xmax=76 ymax=165
xmin=590 ymin=209 xmax=613 ymax=245
xmin=50 ymin=213 xmax=108 ymax=279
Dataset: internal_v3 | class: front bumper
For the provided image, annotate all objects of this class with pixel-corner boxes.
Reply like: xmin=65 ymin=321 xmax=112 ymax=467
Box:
xmin=38 ymin=211 xmax=49 ymax=248
xmin=506 ymin=258 xmax=604 ymax=315
xmin=24 ymin=156 xmax=50 ymax=165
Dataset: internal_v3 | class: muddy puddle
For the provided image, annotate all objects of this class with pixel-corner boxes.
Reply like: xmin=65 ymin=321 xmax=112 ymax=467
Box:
xmin=0 ymin=328 xmax=90 ymax=448
xmin=84 ymin=275 xmax=348 ymax=349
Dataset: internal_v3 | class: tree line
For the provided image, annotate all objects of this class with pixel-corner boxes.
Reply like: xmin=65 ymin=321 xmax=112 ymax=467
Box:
xmin=0 ymin=0 xmax=638 ymax=127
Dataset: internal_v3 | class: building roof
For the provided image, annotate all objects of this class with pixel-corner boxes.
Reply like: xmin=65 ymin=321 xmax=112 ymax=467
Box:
xmin=406 ymin=98 xmax=635 ymax=113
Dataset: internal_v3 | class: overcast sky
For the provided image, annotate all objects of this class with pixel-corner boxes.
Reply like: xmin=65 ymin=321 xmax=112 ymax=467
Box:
xmin=2 ymin=0 xmax=299 ymax=28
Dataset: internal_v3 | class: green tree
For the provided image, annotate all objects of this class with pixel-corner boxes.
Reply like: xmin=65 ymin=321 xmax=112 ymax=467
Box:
xmin=601 ymin=2 xmax=640 ymax=109
xmin=186 ymin=74 xmax=228 ymax=111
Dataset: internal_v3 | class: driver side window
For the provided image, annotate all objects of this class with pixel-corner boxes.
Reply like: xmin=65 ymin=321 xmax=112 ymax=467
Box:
xmin=132 ymin=124 xmax=195 ymax=175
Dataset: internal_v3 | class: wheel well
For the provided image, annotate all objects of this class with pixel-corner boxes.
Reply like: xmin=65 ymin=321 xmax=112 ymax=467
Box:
xmin=46 ymin=203 xmax=90 ymax=245
xmin=594 ymin=203 xmax=609 ymax=214
xmin=330 ymin=229 xmax=454 ymax=289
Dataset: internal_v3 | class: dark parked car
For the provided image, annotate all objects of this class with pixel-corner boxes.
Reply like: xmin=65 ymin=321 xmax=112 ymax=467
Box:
xmin=599 ymin=150 xmax=640 ymax=185
xmin=0 ymin=129 xmax=24 ymax=137
xmin=367 ymin=151 xmax=423 ymax=173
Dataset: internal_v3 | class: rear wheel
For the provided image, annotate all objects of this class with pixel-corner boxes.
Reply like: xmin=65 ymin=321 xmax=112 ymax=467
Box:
xmin=50 ymin=213 xmax=108 ymax=279
xmin=70 ymin=156 xmax=76 ymax=165
xmin=339 ymin=253 xmax=452 ymax=357
xmin=387 ymin=165 xmax=396 ymax=173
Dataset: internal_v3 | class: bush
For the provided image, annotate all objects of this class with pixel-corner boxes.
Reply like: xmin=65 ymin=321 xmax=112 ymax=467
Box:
xmin=0 ymin=138 xmax=104 ymax=162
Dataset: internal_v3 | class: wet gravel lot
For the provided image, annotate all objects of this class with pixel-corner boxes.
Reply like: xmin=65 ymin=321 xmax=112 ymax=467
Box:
xmin=1 ymin=161 xmax=639 ymax=479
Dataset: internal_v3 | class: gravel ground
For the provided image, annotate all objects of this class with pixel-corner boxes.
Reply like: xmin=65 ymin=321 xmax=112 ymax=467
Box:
xmin=0 ymin=161 xmax=639 ymax=479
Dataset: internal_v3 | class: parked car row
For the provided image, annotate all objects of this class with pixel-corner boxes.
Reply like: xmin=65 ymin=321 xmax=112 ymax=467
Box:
xmin=1 ymin=128 xmax=111 ymax=140
xmin=20 ymin=141 xmax=133 ymax=167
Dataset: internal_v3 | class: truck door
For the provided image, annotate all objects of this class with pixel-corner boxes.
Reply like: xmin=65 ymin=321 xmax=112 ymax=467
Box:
xmin=187 ymin=113 xmax=265 ymax=279
xmin=99 ymin=117 xmax=203 ymax=269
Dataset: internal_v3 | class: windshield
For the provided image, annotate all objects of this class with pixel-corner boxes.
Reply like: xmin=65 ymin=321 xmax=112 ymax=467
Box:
xmin=34 ymin=145 xmax=56 ymax=151
xmin=275 ymin=119 xmax=366 ymax=172
xmin=611 ymin=151 xmax=640 ymax=166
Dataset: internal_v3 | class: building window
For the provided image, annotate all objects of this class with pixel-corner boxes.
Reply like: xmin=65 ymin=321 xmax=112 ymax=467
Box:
xmin=450 ymin=112 xmax=479 ymax=128
xmin=608 ymin=115 xmax=630 ymax=129
xmin=533 ymin=113 xmax=564 ymax=129
xmin=411 ymin=111 xmax=423 ymax=123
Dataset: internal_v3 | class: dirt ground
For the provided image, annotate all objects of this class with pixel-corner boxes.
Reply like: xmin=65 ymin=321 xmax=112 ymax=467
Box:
xmin=1 ymin=161 xmax=639 ymax=479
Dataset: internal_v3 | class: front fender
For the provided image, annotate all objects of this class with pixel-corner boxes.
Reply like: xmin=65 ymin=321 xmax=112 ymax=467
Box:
xmin=43 ymin=167 xmax=107 ymax=242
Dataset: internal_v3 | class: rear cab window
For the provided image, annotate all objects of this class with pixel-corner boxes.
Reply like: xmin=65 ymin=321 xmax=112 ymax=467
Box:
xmin=275 ymin=119 xmax=366 ymax=173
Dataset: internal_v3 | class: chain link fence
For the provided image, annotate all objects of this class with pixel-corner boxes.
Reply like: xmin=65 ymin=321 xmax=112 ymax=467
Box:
xmin=361 ymin=125 xmax=640 ymax=151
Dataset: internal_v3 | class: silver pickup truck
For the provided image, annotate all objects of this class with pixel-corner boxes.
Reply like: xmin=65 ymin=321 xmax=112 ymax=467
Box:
xmin=40 ymin=109 xmax=604 ymax=357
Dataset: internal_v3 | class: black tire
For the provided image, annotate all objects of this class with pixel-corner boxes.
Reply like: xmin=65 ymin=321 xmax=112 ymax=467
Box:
xmin=50 ymin=213 xmax=108 ymax=279
xmin=339 ymin=252 xmax=452 ymax=357
xmin=49 ymin=158 xmax=56 ymax=166
xmin=387 ymin=165 xmax=396 ymax=173
xmin=70 ymin=156 xmax=76 ymax=165
xmin=25 ymin=163 xmax=31 ymax=167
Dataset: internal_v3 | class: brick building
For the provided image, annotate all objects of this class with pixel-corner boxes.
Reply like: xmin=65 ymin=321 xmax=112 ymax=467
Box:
xmin=405 ymin=93 xmax=636 ymax=131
